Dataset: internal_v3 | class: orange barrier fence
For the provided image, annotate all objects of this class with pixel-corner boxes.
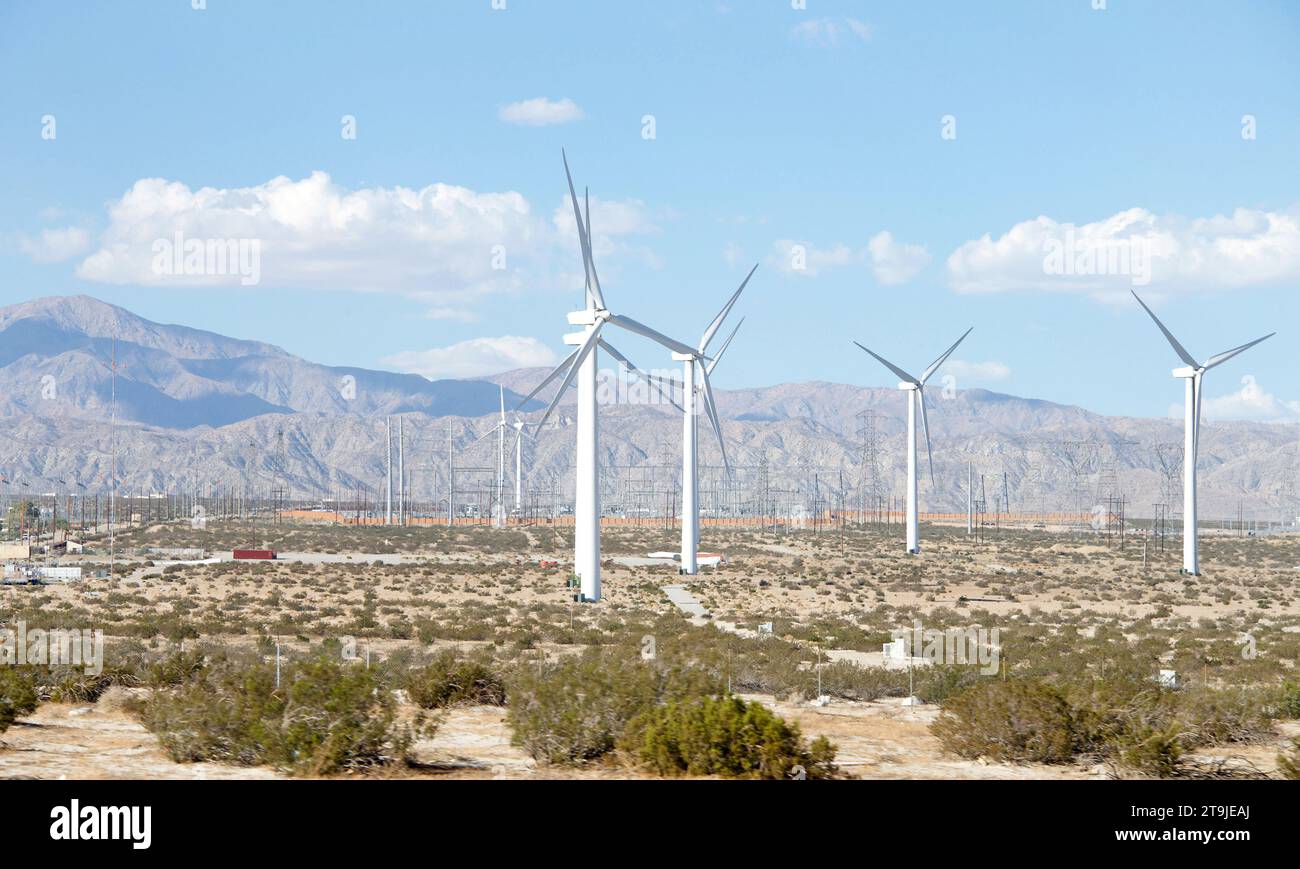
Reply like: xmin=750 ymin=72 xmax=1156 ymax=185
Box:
xmin=278 ymin=509 xmax=1097 ymax=528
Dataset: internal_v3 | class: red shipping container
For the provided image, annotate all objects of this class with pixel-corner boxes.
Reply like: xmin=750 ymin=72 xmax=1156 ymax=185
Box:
xmin=232 ymin=549 xmax=277 ymax=560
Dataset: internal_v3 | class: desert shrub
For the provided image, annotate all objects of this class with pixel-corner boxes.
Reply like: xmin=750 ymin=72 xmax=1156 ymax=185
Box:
xmin=1174 ymin=685 xmax=1271 ymax=748
xmin=931 ymin=679 xmax=1084 ymax=763
xmin=48 ymin=664 xmax=141 ymax=703
xmin=506 ymin=649 xmax=720 ymax=765
xmin=140 ymin=656 xmax=418 ymax=775
xmin=1271 ymin=680 xmax=1300 ymax=720
xmin=146 ymin=649 xmax=208 ymax=687
xmin=0 ymin=668 xmax=39 ymax=733
xmin=915 ymin=665 xmax=986 ymax=704
xmin=619 ymin=694 xmax=838 ymax=779
xmin=1279 ymin=740 xmax=1300 ymax=780
xmin=406 ymin=652 xmax=505 ymax=708
xmin=1108 ymin=722 xmax=1186 ymax=778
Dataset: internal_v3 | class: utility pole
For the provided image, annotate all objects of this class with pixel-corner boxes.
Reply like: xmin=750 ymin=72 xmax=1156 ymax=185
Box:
xmin=109 ymin=334 xmax=116 ymax=581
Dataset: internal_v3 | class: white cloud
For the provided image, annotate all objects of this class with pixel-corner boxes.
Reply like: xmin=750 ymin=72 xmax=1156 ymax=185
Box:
xmin=68 ymin=171 xmax=666 ymax=309
xmin=944 ymin=359 xmax=1011 ymax=383
xmin=498 ymin=97 xmax=585 ymax=127
xmin=768 ymin=239 xmax=859 ymax=276
xmin=767 ymin=231 xmax=927 ymax=283
xmin=791 ymin=17 xmax=871 ymax=47
xmin=867 ymin=230 xmax=930 ymax=284
xmin=19 ymin=226 xmax=92 ymax=263
xmin=947 ymin=206 xmax=1300 ymax=298
xmin=75 ymin=172 xmax=545 ymax=299
xmin=1191 ymin=375 xmax=1300 ymax=423
xmin=382 ymin=336 xmax=558 ymax=380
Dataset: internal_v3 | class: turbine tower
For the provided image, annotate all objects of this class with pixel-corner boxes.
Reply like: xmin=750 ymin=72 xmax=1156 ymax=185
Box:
xmin=516 ymin=151 xmax=690 ymax=602
xmin=854 ymin=328 xmax=972 ymax=554
xmin=509 ymin=415 xmax=531 ymax=513
xmin=647 ymin=269 xmax=754 ymax=574
xmin=1132 ymin=291 xmax=1274 ymax=575
xmin=496 ymin=386 xmax=505 ymax=528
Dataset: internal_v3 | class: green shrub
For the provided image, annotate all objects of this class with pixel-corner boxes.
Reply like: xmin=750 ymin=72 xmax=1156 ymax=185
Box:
xmin=406 ymin=653 xmax=505 ymax=708
xmin=1271 ymin=680 xmax=1300 ymax=720
xmin=931 ymin=679 xmax=1083 ymax=763
xmin=140 ymin=656 xmax=418 ymax=775
xmin=0 ymin=668 xmax=39 ymax=733
xmin=146 ymin=649 xmax=208 ymax=687
xmin=506 ymin=649 xmax=719 ymax=765
xmin=620 ymin=694 xmax=838 ymax=779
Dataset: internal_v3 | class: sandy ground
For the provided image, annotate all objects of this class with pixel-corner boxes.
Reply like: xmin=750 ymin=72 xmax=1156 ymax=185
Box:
xmin=8 ymin=689 xmax=1293 ymax=781
xmin=4 ymin=522 xmax=1298 ymax=780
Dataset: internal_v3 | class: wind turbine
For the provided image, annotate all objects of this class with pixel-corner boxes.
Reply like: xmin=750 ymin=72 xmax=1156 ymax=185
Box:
xmin=468 ymin=386 xmax=511 ymax=528
xmin=854 ymin=328 xmax=972 ymax=554
xmin=1132 ymin=290 xmax=1274 ymax=575
xmin=509 ymin=415 xmax=530 ymax=513
xmin=650 ymin=268 xmax=755 ymax=574
xmin=516 ymin=151 xmax=695 ymax=602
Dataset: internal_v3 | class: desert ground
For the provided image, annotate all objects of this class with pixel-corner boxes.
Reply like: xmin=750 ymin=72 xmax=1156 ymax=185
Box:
xmin=3 ymin=519 xmax=1298 ymax=779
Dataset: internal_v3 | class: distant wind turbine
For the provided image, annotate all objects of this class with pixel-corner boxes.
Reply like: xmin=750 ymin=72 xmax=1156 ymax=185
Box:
xmin=854 ymin=327 xmax=972 ymax=554
xmin=651 ymin=266 xmax=755 ymax=574
xmin=1132 ymin=290 xmax=1274 ymax=575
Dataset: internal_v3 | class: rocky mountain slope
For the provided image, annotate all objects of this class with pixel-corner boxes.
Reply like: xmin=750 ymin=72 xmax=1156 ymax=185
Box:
xmin=1 ymin=296 xmax=1297 ymax=520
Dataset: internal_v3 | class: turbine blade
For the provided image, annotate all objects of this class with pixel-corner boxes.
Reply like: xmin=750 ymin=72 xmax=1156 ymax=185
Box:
xmin=606 ymin=313 xmax=698 ymax=356
xmin=584 ymin=186 xmax=606 ymax=310
xmin=514 ymin=346 xmax=580 ymax=411
xmin=599 ymin=339 xmax=684 ymax=412
xmin=1204 ymin=333 xmax=1275 ymax=370
xmin=853 ymin=341 xmax=917 ymax=385
xmin=499 ymin=384 xmax=505 ymax=422
xmin=699 ymin=263 xmax=758 ymax=353
xmin=919 ymin=388 xmax=935 ymax=486
xmin=562 ymin=149 xmax=605 ymax=310
xmin=920 ymin=327 xmax=973 ymax=385
xmin=536 ymin=324 xmax=603 ymax=431
xmin=1132 ymin=290 xmax=1199 ymax=368
xmin=705 ymin=317 xmax=744 ymax=377
xmin=698 ymin=364 xmax=729 ymax=474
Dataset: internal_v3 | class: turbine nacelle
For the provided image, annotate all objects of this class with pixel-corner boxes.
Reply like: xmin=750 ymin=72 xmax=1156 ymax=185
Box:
xmin=567 ymin=308 xmax=607 ymax=327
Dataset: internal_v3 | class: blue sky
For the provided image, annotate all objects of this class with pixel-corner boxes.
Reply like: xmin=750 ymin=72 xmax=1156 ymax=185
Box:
xmin=2 ymin=0 xmax=1298 ymax=421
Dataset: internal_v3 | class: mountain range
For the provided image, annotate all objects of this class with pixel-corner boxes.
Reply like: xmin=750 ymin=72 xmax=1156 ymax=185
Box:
xmin=2 ymin=295 xmax=1297 ymax=521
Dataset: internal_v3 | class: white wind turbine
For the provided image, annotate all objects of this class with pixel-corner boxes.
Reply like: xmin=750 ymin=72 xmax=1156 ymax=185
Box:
xmin=516 ymin=151 xmax=697 ymax=602
xmin=509 ymin=414 xmax=531 ymax=514
xmin=468 ymin=385 xmax=511 ymax=528
xmin=854 ymin=328 xmax=972 ymax=554
xmin=649 ymin=269 xmax=755 ymax=574
xmin=1132 ymin=290 xmax=1274 ymax=575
